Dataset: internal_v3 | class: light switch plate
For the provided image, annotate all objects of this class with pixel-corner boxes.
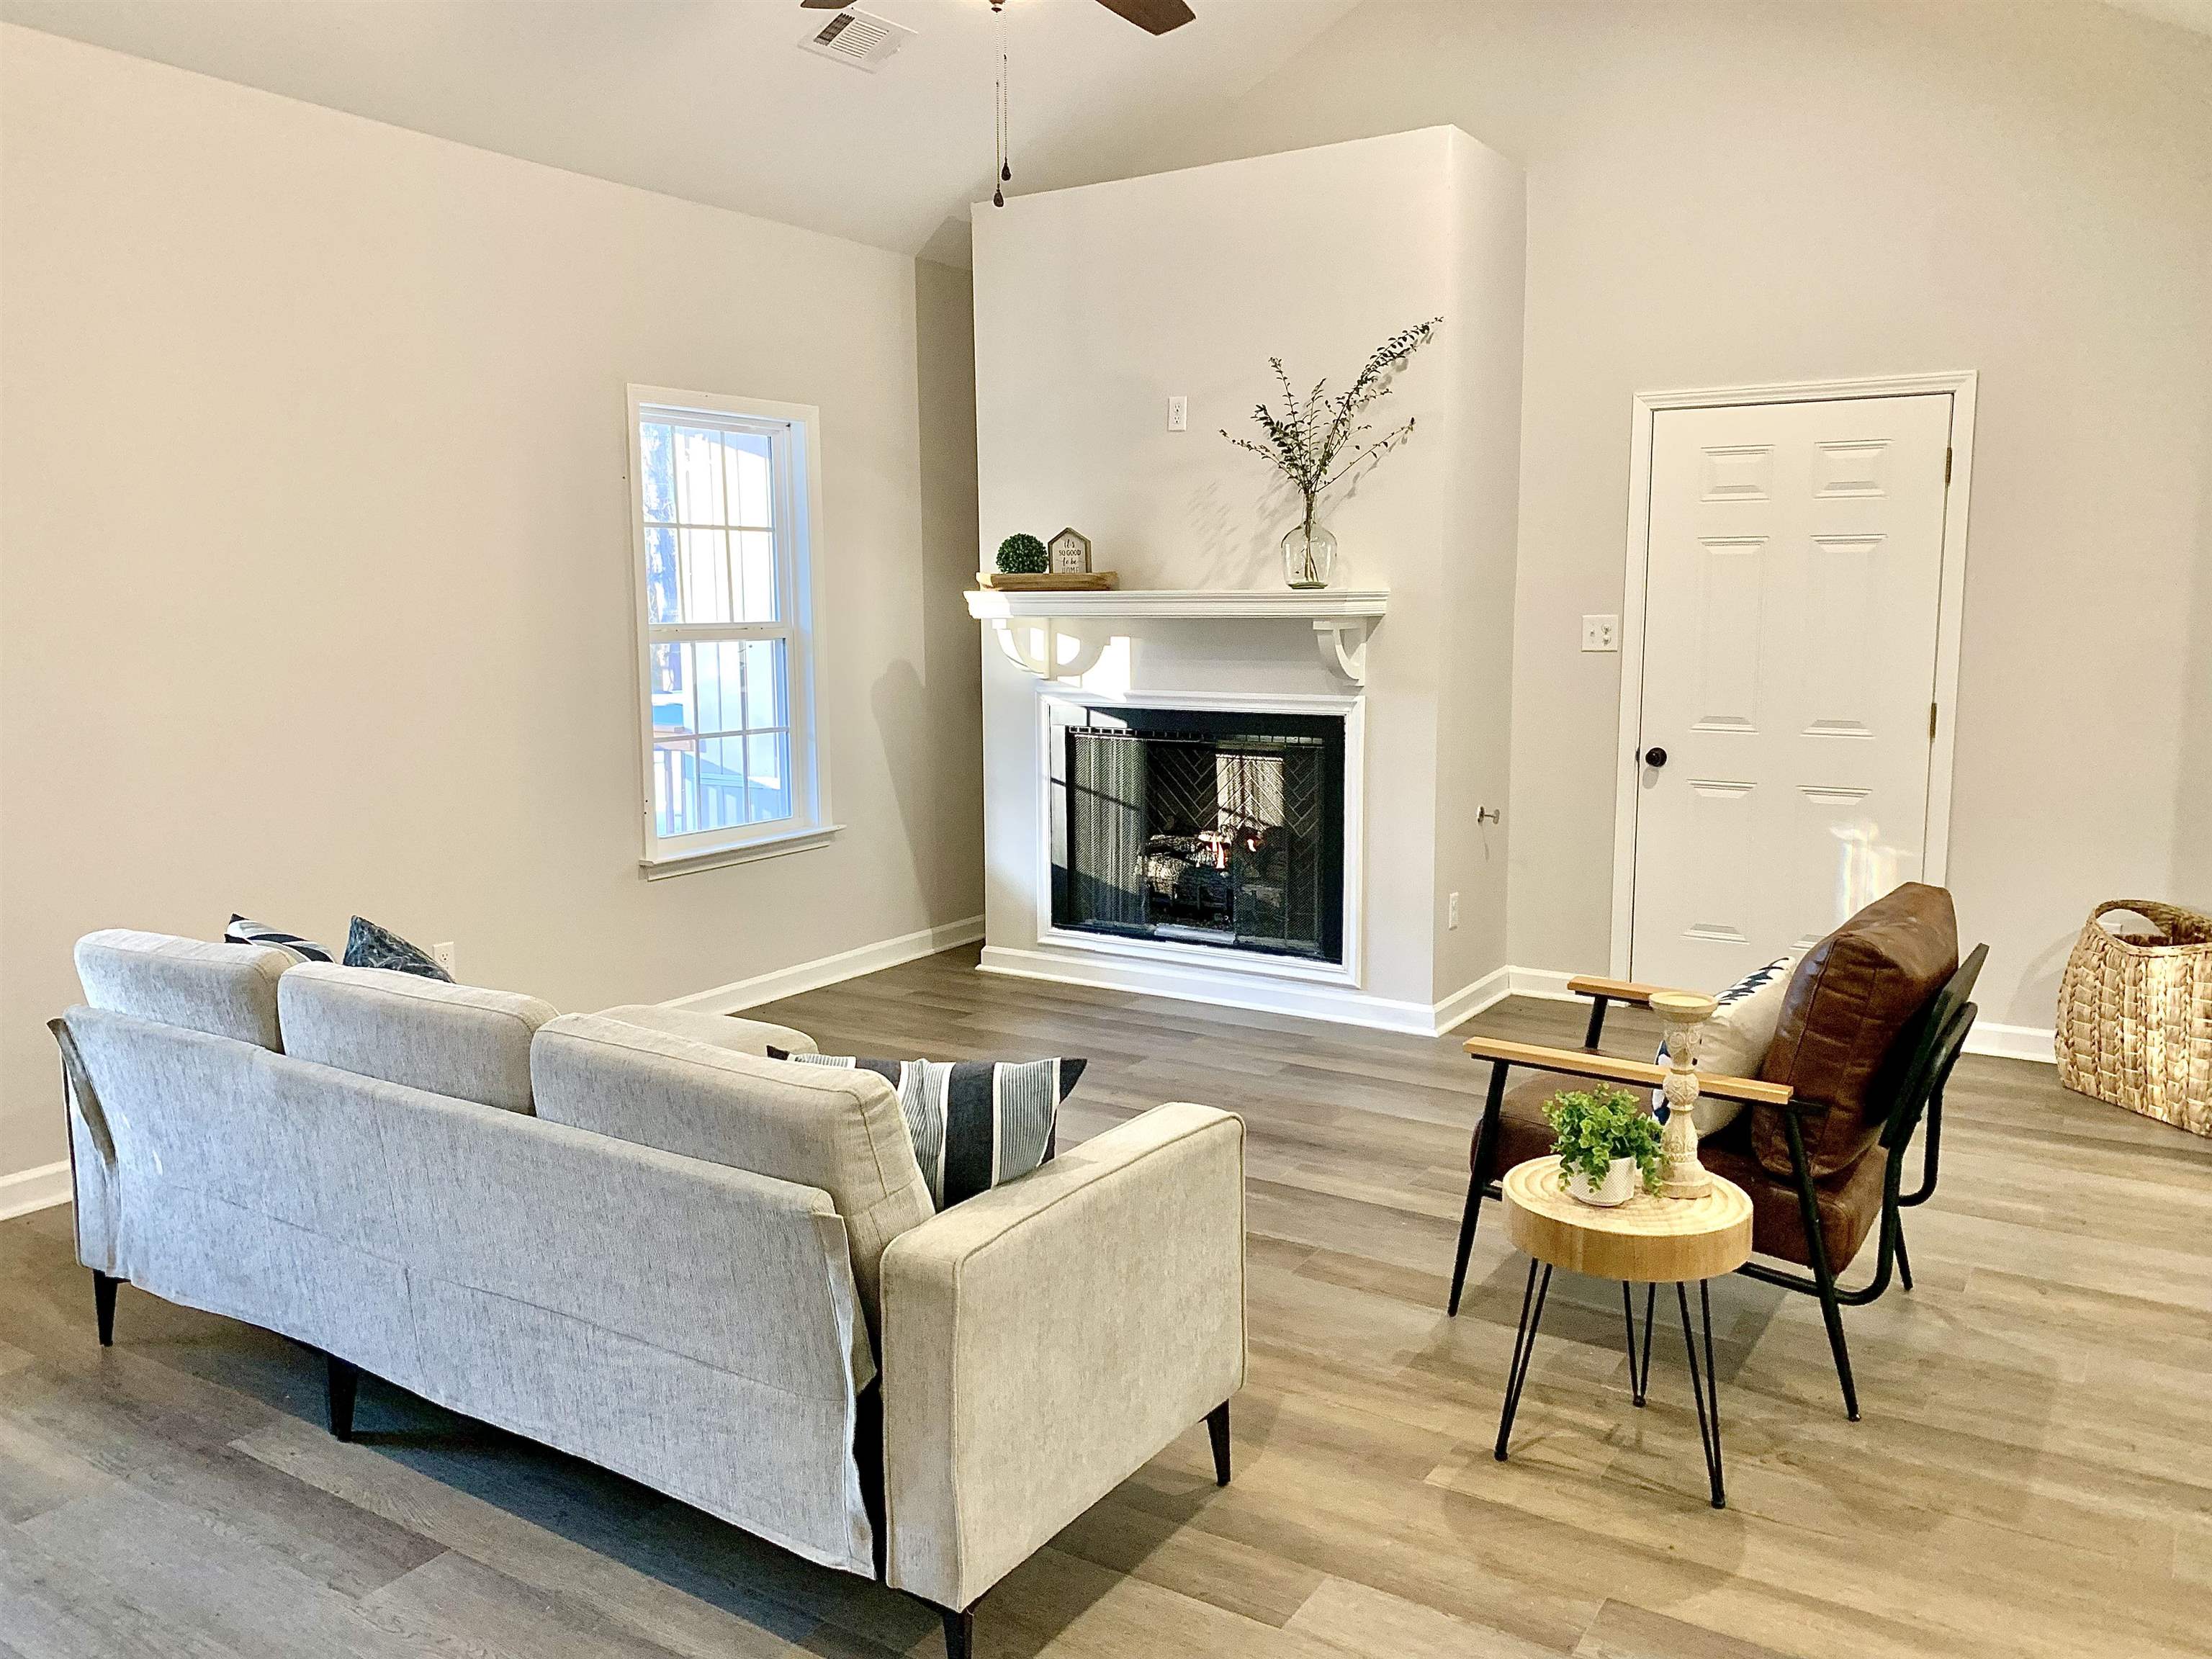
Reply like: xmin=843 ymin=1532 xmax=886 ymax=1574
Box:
xmin=1581 ymin=614 xmax=1620 ymax=652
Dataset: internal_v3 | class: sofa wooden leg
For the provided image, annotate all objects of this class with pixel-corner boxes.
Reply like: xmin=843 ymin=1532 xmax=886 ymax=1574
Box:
xmin=1206 ymin=1400 xmax=1231 ymax=1486
xmin=326 ymin=1354 xmax=359 ymax=1442
xmin=91 ymin=1269 xmax=117 ymax=1347
xmin=939 ymin=1604 xmax=974 ymax=1659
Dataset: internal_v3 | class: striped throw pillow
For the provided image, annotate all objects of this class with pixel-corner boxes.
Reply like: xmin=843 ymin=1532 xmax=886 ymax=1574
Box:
xmin=225 ymin=914 xmax=333 ymax=964
xmin=768 ymin=1051 xmax=1084 ymax=1210
xmin=1653 ymin=955 xmax=1796 ymax=1135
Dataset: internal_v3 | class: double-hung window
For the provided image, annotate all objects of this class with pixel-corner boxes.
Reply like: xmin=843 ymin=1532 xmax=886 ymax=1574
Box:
xmin=627 ymin=387 xmax=832 ymax=873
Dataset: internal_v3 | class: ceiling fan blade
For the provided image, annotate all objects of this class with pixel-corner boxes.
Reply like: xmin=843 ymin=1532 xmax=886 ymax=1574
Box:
xmin=1094 ymin=0 xmax=1196 ymax=34
xmin=797 ymin=0 xmax=851 ymax=9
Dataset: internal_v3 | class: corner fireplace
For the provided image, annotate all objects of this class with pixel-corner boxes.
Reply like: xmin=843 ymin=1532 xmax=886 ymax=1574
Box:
xmin=1049 ymin=705 xmax=1345 ymax=964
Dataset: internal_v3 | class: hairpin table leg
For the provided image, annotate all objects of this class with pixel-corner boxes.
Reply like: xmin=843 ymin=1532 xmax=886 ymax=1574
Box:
xmin=1493 ymin=1259 xmax=1552 ymax=1461
xmin=1676 ymin=1280 xmax=1725 ymax=1508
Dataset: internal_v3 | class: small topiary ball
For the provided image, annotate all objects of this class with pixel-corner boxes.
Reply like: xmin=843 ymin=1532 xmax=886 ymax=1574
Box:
xmin=997 ymin=533 xmax=1049 ymax=574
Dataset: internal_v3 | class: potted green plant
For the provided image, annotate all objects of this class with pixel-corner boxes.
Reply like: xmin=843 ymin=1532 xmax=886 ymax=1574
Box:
xmin=1544 ymin=1086 xmax=1664 ymax=1207
xmin=996 ymin=532 xmax=1049 ymax=574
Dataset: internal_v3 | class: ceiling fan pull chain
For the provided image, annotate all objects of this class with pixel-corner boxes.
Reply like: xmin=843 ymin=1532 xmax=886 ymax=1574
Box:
xmin=992 ymin=0 xmax=1010 ymax=207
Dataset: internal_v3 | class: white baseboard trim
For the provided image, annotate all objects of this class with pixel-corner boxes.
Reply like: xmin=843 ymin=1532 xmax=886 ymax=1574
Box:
xmin=1964 ymin=1020 xmax=2056 ymax=1064
xmin=672 ymin=930 xmax=2062 ymax=1065
xmin=981 ymin=945 xmax=1437 ymax=1035
xmin=980 ymin=946 xmax=1513 ymax=1039
xmin=1504 ymin=966 xmax=1584 ymax=1002
xmin=666 ymin=914 xmax=985 ymax=1015
xmin=1432 ymin=966 xmax=1514 ymax=1035
xmin=0 ymin=1160 xmax=71 ymax=1221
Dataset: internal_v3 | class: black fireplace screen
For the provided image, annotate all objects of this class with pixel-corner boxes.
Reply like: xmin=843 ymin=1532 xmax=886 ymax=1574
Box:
xmin=1052 ymin=708 xmax=1344 ymax=963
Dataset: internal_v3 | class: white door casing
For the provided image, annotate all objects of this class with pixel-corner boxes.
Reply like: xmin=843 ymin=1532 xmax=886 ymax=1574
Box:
xmin=1613 ymin=377 xmax=1974 ymax=992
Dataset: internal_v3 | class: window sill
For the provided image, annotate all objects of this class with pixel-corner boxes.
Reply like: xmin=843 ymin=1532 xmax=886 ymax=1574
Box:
xmin=639 ymin=823 xmax=844 ymax=881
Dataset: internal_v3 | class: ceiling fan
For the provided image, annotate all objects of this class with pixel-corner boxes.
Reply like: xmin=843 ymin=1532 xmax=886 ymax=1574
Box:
xmin=800 ymin=0 xmax=1195 ymax=35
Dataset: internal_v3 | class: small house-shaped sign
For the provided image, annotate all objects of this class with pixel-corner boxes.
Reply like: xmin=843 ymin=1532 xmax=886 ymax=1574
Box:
xmin=1048 ymin=527 xmax=1092 ymax=575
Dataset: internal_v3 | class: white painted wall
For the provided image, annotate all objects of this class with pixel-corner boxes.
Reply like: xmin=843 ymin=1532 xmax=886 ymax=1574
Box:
xmin=1090 ymin=0 xmax=2212 ymax=1042
xmin=969 ymin=129 xmax=1523 ymax=1022
xmin=0 ymin=27 xmax=983 ymax=1184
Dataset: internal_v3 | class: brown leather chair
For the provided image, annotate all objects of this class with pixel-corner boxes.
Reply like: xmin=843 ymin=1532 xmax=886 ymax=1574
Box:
xmin=1447 ymin=884 xmax=1984 ymax=1421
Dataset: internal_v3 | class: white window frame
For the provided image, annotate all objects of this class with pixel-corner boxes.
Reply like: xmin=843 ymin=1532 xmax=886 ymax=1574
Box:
xmin=626 ymin=385 xmax=837 ymax=878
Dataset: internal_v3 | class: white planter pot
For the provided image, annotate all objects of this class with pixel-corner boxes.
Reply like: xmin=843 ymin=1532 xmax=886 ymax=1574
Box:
xmin=1565 ymin=1156 xmax=1640 ymax=1208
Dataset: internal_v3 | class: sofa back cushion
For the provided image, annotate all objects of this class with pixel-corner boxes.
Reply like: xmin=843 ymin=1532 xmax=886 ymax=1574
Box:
xmin=593 ymin=1003 xmax=819 ymax=1059
xmin=531 ymin=1013 xmax=932 ymax=1326
xmin=279 ymin=964 xmax=557 ymax=1114
xmin=75 ymin=929 xmax=289 ymax=1050
xmin=1754 ymin=883 xmax=1959 ymax=1178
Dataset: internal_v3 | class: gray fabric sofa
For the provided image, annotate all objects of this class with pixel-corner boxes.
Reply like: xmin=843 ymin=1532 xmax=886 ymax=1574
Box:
xmin=55 ymin=930 xmax=1247 ymax=1657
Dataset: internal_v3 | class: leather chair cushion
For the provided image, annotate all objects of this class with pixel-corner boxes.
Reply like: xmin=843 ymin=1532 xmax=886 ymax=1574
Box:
xmin=1471 ymin=1074 xmax=1563 ymax=1177
xmin=1473 ymin=1079 xmax=1887 ymax=1277
xmin=1755 ymin=883 xmax=1958 ymax=1179
xmin=1701 ymin=1128 xmax=1887 ymax=1277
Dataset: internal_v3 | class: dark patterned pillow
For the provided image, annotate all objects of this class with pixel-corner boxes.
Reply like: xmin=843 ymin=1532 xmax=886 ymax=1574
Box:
xmin=225 ymin=914 xmax=333 ymax=964
xmin=343 ymin=915 xmax=452 ymax=981
xmin=768 ymin=1050 xmax=1084 ymax=1210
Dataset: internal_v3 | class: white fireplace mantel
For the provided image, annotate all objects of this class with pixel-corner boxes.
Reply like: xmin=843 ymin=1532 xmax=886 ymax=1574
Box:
xmin=963 ymin=588 xmax=1389 ymax=685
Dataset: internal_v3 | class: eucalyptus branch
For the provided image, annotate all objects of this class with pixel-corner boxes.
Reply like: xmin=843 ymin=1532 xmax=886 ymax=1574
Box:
xmin=1221 ymin=319 xmax=1441 ymax=522
xmin=1317 ymin=418 xmax=1416 ymax=493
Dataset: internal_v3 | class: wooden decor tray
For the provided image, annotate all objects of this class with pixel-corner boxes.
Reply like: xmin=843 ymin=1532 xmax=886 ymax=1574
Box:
xmin=974 ymin=571 xmax=1120 ymax=592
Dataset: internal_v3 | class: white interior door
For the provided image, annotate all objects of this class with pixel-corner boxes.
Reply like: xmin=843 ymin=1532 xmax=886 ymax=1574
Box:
xmin=1629 ymin=392 xmax=1955 ymax=992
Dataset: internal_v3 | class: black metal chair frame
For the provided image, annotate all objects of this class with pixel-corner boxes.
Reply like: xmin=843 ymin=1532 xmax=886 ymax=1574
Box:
xmin=1448 ymin=945 xmax=1987 ymax=1423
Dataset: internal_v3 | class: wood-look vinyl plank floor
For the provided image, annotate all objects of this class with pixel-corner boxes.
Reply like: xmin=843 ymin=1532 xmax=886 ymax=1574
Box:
xmin=4 ymin=944 xmax=2206 ymax=1656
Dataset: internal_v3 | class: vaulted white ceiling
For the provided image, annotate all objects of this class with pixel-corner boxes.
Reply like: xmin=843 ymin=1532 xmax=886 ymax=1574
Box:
xmin=0 ymin=0 xmax=1362 ymax=264
xmin=9 ymin=0 xmax=2205 ymax=267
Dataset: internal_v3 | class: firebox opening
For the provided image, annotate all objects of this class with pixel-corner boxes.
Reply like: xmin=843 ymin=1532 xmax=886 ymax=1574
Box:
xmin=1051 ymin=706 xmax=1345 ymax=964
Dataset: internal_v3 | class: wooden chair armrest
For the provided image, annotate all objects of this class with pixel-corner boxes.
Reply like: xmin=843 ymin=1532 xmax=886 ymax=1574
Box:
xmin=1462 ymin=1036 xmax=1795 ymax=1107
xmin=1564 ymin=974 xmax=1665 ymax=1007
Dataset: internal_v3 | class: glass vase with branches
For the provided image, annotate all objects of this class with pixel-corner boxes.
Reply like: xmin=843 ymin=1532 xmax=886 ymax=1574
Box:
xmin=1222 ymin=318 xmax=1441 ymax=588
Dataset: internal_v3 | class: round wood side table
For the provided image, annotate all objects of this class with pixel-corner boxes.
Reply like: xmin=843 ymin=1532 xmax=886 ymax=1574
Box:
xmin=1495 ymin=1156 xmax=1753 ymax=1507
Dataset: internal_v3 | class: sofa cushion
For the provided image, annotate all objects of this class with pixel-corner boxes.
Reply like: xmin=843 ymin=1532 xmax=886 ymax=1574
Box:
xmin=279 ymin=964 xmax=557 ymax=1114
xmin=1755 ymin=883 xmax=1959 ymax=1179
xmin=530 ymin=1013 xmax=933 ymax=1328
xmin=769 ymin=1052 xmax=1084 ymax=1209
xmin=594 ymin=1003 xmax=819 ymax=1059
xmin=75 ymin=929 xmax=289 ymax=1050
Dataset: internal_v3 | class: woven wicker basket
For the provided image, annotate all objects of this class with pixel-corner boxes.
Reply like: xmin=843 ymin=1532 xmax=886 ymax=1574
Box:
xmin=2055 ymin=900 xmax=2212 ymax=1135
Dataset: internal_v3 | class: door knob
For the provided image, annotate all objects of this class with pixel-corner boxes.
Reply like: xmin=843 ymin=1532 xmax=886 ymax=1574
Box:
xmin=1644 ymin=746 xmax=1668 ymax=768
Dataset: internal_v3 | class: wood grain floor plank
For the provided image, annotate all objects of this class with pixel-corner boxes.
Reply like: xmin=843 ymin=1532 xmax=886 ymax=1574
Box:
xmin=1 ymin=948 xmax=2206 ymax=1658
xmin=0 ymin=1518 xmax=251 ymax=1659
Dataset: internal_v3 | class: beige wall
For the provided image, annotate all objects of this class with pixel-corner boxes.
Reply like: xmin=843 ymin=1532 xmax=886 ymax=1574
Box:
xmin=0 ymin=27 xmax=982 ymax=1181
xmin=1100 ymin=0 xmax=2212 ymax=1038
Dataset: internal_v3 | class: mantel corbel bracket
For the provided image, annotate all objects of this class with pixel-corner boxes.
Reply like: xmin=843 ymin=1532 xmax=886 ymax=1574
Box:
xmin=991 ymin=616 xmax=1110 ymax=682
xmin=1313 ymin=618 xmax=1372 ymax=687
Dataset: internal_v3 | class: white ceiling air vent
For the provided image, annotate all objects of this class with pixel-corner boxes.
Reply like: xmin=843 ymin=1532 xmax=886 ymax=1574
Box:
xmin=799 ymin=8 xmax=915 ymax=72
